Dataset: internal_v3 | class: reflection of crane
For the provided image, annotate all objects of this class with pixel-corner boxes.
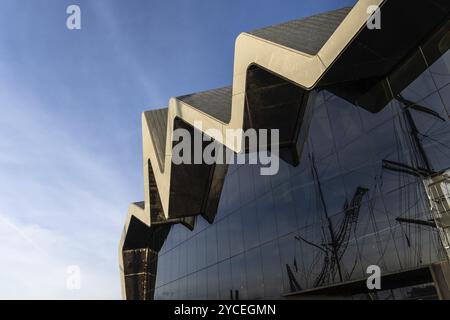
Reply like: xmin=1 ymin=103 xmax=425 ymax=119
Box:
xmin=295 ymin=153 xmax=369 ymax=288
xmin=336 ymin=187 xmax=369 ymax=261
xmin=309 ymin=153 xmax=344 ymax=282
xmin=286 ymin=264 xmax=302 ymax=292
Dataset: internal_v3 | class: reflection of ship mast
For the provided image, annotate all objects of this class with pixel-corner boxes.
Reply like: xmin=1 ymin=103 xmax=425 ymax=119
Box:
xmin=382 ymin=94 xmax=441 ymax=178
xmin=294 ymin=153 xmax=368 ymax=288
xmin=382 ymin=94 xmax=442 ymax=224
xmin=288 ymin=92 xmax=449 ymax=292
xmin=383 ymin=94 xmax=450 ymax=260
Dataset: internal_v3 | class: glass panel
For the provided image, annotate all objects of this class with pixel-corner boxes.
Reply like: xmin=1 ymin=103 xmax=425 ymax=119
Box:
xmin=260 ymin=240 xmax=283 ymax=299
xmin=256 ymin=192 xmax=277 ymax=244
xmin=326 ymin=95 xmax=364 ymax=150
xmin=270 ymin=156 xmax=290 ymax=188
xmin=196 ymin=230 xmax=206 ymax=271
xmin=241 ymin=201 xmax=260 ymax=251
xmin=178 ymin=276 xmax=187 ymax=299
xmin=218 ymin=259 xmax=231 ymax=300
xmin=207 ymin=265 xmax=219 ymax=300
xmin=197 ymin=269 xmax=207 ymax=299
xmin=187 ymin=235 xmax=196 ymax=275
xmin=278 ymin=233 xmax=300 ymax=293
xmin=187 ymin=273 xmax=196 ymax=300
xmin=245 ymin=247 xmax=264 ymax=299
xmin=238 ymin=164 xmax=255 ymax=206
xmin=229 ymin=210 xmax=244 ymax=257
xmin=178 ymin=241 xmax=187 ymax=278
xmin=231 ymin=253 xmax=247 ymax=300
xmin=226 ymin=169 xmax=240 ymax=214
xmin=217 ymin=217 xmax=230 ymax=261
xmin=205 ymin=224 xmax=218 ymax=267
xmin=273 ymin=181 xmax=298 ymax=236
xmin=252 ymin=160 xmax=271 ymax=198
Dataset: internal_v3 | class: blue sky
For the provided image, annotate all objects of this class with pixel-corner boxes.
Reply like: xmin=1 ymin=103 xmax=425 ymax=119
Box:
xmin=0 ymin=0 xmax=355 ymax=299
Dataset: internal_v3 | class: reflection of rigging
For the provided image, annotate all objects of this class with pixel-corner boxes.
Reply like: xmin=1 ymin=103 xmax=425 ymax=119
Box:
xmin=288 ymin=89 xmax=450 ymax=293
xmin=382 ymin=94 xmax=440 ymax=225
xmin=383 ymin=94 xmax=443 ymax=177
xmin=396 ymin=217 xmax=436 ymax=228
xmin=294 ymin=153 xmax=369 ymax=288
xmin=383 ymin=94 xmax=450 ymax=259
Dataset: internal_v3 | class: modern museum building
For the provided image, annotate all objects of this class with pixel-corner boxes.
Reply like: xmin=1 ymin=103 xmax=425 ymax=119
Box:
xmin=119 ymin=0 xmax=450 ymax=300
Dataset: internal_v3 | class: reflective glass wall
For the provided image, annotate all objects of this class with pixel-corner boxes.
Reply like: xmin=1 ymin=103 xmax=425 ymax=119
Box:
xmin=153 ymin=27 xmax=450 ymax=300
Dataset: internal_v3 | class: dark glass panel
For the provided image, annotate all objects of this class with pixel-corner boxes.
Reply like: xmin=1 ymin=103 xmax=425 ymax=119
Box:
xmin=217 ymin=216 xmax=231 ymax=261
xmin=273 ymin=181 xmax=298 ymax=236
xmin=260 ymin=240 xmax=283 ymax=299
xmin=229 ymin=209 xmax=245 ymax=256
xmin=256 ymin=191 xmax=277 ymax=244
xmin=171 ymin=247 xmax=179 ymax=284
xmin=307 ymin=100 xmax=334 ymax=159
xmin=207 ymin=264 xmax=219 ymax=300
xmin=238 ymin=164 xmax=255 ymax=206
xmin=158 ymin=284 xmax=168 ymax=300
xmin=359 ymin=101 xmax=395 ymax=133
xmin=154 ymin=287 xmax=161 ymax=300
xmin=205 ymin=224 xmax=218 ymax=267
xmin=197 ymin=269 xmax=207 ymax=299
xmin=187 ymin=235 xmax=196 ymax=275
xmin=196 ymin=230 xmax=207 ymax=271
xmin=245 ymin=247 xmax=264 ymax=299
xmin=226 ymin=169 xmax=241 ymax=214
xmin=218 ymin=259 xmax=232 ymax=300
xmin=337 ymin=133 xmax=372 ymax=175
xmin=231 ymin=253 xmax=247 ymax=300
xmin=439 ymin=83 xmax=450 ymax=115
xmin=270 ymin=157 xmax=290 ymax=189
xmin=155 ymin=253 xmax=165 ymax=288
xmin=187 ymin=272 xmax=197 ymax=300
xmin=171 ymin=280 xmax=179 ymax=300
xmin=178 ymin=276 xmax=187 ymax=299
xmin=241 ymin=201 xmax=260 ymax=251
xmin=178 ymin=241 xmax=187 ymax=279
xmin=216 ymin=174 xmax=230 ymax=220
xmin=326 ymin=94 xmax=364 ymax=150
xmin=277 ymin=233 xmax=300 ymax=293
xmin=320 ymin=176 xmax=348 ymax=217
xmin=252 ymin=160 xmax=272 ymax=198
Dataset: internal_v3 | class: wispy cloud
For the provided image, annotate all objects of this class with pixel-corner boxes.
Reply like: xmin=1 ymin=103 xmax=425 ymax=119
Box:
xmin=0 ymin=65 xmax=130 ymax=299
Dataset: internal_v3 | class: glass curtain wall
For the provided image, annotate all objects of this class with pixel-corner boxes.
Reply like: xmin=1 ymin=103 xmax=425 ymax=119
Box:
xmin=153 ymin=25 xmax=450 ymax=300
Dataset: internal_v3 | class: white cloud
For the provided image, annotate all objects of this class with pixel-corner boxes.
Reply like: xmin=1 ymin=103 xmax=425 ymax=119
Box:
xmin=0 ymin=64 xmax=133 ymax=299
xmin=0 ymin=214 xmax=119 ymax=299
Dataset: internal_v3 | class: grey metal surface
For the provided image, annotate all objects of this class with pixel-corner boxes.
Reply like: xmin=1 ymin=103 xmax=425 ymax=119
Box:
xmin=177 ymin=86 xmax=232 ymax=123
xmin=145 ymin=108 xmax=168 ymax=169
xmin=249 ymin=7 xmax=352 ymax=55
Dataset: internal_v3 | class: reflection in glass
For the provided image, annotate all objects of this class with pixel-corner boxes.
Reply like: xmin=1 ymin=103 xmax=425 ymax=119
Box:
xmin=151 ymin=26 xmax=450 ymax=300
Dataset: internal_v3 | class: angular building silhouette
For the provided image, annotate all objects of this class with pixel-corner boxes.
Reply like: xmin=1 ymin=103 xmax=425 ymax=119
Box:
xmin=119 ymin=0 xmax=450 ymax=300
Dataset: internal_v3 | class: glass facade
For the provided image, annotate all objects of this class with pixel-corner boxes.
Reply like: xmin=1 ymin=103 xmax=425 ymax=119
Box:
xmin=153 ymin=27 xmax=450 ymax=300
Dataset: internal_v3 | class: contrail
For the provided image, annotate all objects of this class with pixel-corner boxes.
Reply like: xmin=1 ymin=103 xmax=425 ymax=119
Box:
xmin=0 ymin=214 xmax=49 ymax=257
